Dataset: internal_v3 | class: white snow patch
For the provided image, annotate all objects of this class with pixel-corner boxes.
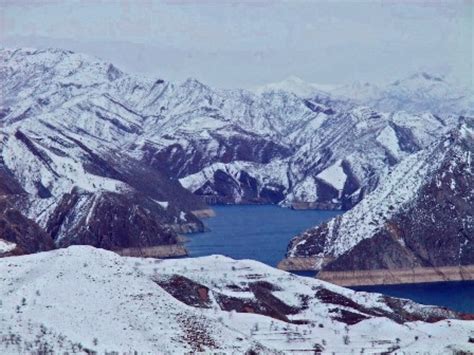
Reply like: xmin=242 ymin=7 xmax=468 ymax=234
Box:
xmin=317 ymin=160 xmax=347 ymax=191
xmin=0 ymin=239 xmax=16 ymax=253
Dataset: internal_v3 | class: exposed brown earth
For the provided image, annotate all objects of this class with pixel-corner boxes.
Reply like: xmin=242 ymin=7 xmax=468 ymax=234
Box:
xmin=317 ymin=265 xmax=474 ymax=287
xmin=154 ymin=268 xmax=466 ymax=327
xmin=278 ymin=258 xmax=474 ymax=286
xmin=190 ymin=208 xmax=216 ymax=218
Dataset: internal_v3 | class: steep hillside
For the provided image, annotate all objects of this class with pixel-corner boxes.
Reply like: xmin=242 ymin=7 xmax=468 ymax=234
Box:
xmin=0 ymin=246 xmax=473 ymax=353
xmin=0 ymin=47 xmax=208 ymax=257
xmin=1 ymin=47 xmax=460 ymax=213
xmin=280 ymin=120 xmax=474 ymax=285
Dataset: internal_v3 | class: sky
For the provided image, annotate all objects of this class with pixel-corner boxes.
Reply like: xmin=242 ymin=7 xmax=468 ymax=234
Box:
xmin=1 ymin=0 xmax=472 ymax=89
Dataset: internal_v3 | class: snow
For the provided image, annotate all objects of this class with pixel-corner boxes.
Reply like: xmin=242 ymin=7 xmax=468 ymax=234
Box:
xmin=317 ymin=160 xmax=346 ymax=191
xmin=180 ymin=159 xmax=290 ymax=199
xmin=253 ymin=75 xmax=334 ymax=98
xmin=326 ymin=148 xmax=438 ymax=257
xmin=0 ymin=46 xmax=463 ymax=214
xmin=2 ymin=127 xmax=126 ymax=198
xmin=289 ymin=127 xmax=467 ymax=259
xmin=329 ymin=72 xmax=474 ymax=116
xmin=376 ymin=125 xmax=402 ymax=157
xmin=289 ymin=176 xmax=318 ymax=202
xmin=0 ymin=246 xmax=474 ymax=353
xmin=0 ymin=239 xmax=16 ymax=254
xmin=0 ymin=246 xmax=472 ymax=354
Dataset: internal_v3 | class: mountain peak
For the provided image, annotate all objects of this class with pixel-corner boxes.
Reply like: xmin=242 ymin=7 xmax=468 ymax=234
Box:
xmin=391 ymin=72 xmax=445 ymax=86
xmin=254 ymin=76 xmax=335 ymax=97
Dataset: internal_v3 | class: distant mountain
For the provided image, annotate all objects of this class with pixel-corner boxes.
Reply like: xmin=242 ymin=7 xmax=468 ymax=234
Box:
xmin=257 ymin=72 xmax=473 ymax=116
xmin=1 ymin=246 xmax=473 ymax=353
xmin=253 ymin=75 xmax=337 ymax=97
xmin=280 ymin=119 xmax=474 ymax=285
xmin=0 ymin=47 xmax=470 ymax=256
xmin=323 ymin=72 xmax=473 ymax=116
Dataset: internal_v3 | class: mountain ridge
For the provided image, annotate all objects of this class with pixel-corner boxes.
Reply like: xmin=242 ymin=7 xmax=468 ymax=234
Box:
xmin=0 ymin=46 xmax=471 ymax=259
xmin=280 ymin=119 xmax=474 ymax=285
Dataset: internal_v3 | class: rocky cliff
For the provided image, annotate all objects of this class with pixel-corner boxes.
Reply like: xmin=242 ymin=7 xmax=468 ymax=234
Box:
xmin=1 ymin=46 xmax=472 ymax=259
xmin=281 ymin=119 xmax=474 ymax=285
xmin=1 ymin=47 xmax=463 ymax=212
xmin=0 ymin=47 xmax=208 ymax=256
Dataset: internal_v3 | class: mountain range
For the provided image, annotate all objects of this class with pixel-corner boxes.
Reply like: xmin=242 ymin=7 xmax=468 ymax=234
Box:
xmin=256 ymin=73 xmax=473 ymax=116
xmin=1 ymin=45 xmax=473 ymax=353
xmin=0 ymin=46 xmax=472 ymax=274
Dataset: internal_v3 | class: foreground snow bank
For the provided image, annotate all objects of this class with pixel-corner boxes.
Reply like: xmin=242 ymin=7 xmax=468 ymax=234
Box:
xmin=0 ymin=246 xmax=473 ymax=354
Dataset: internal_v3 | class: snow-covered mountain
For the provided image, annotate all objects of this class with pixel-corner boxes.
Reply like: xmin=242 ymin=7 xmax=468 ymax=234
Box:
xmin=0 ymin=47 xmax=210 ymax=257
xmin=257 ymin=72 xmax=474 ymax=116
xmin=316 ymin=72 xmax=473 ymax=116
xmin=253 ymin=75 xmax=337 ymax=98
xmin=1 ymin=246 xmax=473 ymax=353
xmin=1 ymin=49 xmax=462 ymax=214
xmin=0 ymin=46 xmax=470 ymax=256
xmin=280 ymin=119 xmax=474 ymax=285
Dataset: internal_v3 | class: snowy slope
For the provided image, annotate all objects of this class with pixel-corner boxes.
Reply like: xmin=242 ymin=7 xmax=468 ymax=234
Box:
xmin=326 ymin=72 xmax=473 ymax=116
xmin=257 ymin=72 xmax=474 ymax=116
xmin=253 ymin=75 xmax=336 ymax=98
xmin=0 ymin=47 xmax=208 ymax=256
xmin=1 ymin=47 xmax=464 ymax=214
xmin=0 ymin=246 xmax=473 ymax=354
xmin=284 ymin=119 xmax=474 ymax=276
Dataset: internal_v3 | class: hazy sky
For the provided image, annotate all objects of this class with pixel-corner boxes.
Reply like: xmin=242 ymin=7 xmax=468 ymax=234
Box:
xmin=1 ymin=0 xmax=472 ymax=88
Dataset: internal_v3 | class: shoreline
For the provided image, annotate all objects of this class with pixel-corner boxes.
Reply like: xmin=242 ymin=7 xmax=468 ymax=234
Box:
xmin=317 ymin=265 xmax=474 ymax=287
xmin=278 ymin=258 xmax=474 ymax=286
xmin=190 ymin=208 xmax=216 ymax=218
xmin=202 ymin=202 xmax=343 ymax=212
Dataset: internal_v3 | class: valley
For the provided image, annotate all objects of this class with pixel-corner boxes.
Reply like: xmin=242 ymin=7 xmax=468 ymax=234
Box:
xmin=188 ymin=205 xmax=474 ymax=314
xmin=0 ymin=45 xmax=472 ymax=353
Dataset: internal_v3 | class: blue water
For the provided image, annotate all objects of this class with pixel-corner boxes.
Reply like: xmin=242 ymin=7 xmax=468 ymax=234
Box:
xmin=353 ymin=282 xmax=474 ymax=314
xmin=186 ymin=205 xmax=340 ymax=267
xmin=186 ymin=205 xmax=474 ymax=314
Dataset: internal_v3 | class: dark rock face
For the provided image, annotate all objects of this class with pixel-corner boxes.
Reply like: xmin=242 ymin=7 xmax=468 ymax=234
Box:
xmin=0 ymin=199 xmax=54 ymax=255
xmin=2 ymin=47 xmax=461 ymax=212
xmin=325 ymin=130 xmax=473 ymax=272
xmin=285 ymin=122 xmax=474 ymax=277
xmin=117 ymin=159 xmax=208 ymax=213
xmin=397 ymin=142 xmax=473 ymax=267
xmin=194 ymin=169 xmax=287 ymax=205
xmin=390 ymin=122 xmax=421 ymax=153
xmin=46 ymin=189 xmax=182 ymax=250
xmin=142 ymin=132 xmax=293 ymax=179
xmin=0 ymin=162 xmax=54 ymax=255
xmin=323 ymin=228 xmax=423 ymax=272
xmin=1 ymin=122 xmax=206 ymax=257
xmin=0 ymin=164 xmax=24 ymax=196
xmin=155 ymin=275 xmax=212 ymax=308
xmin=287 ymin=223 xmax=329 ymax=258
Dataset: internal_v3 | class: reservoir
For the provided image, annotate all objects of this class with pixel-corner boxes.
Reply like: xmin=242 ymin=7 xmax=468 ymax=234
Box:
xmin=186 ymin=205 xmax=473 ymax=314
